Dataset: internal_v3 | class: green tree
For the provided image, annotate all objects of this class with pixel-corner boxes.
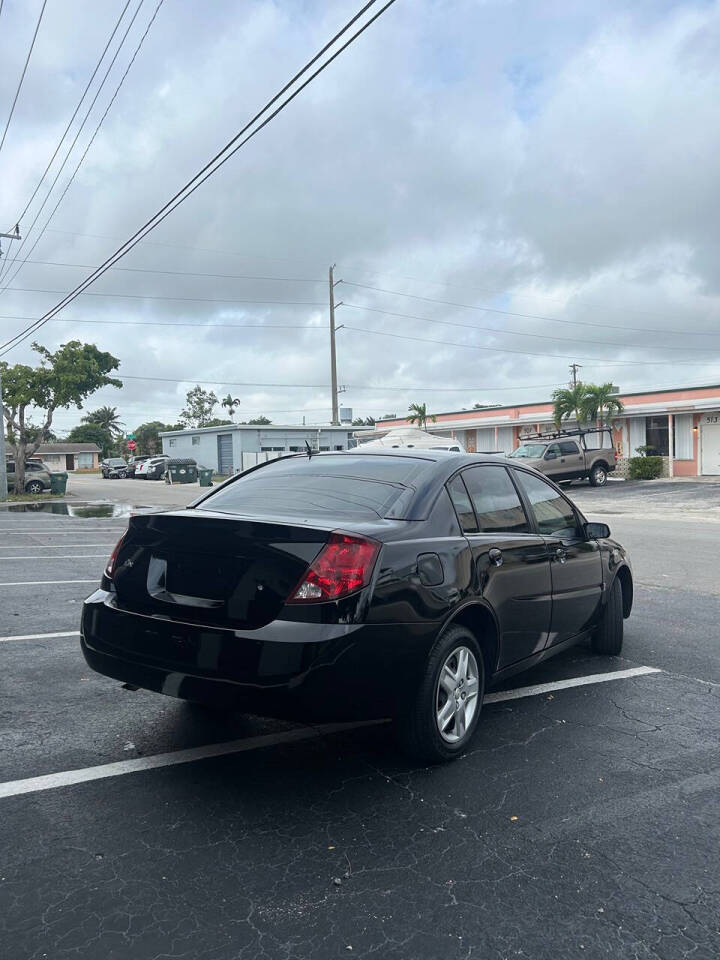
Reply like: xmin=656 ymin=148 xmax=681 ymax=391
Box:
xmin=180 ymin=385 xmax=218 ymax=428
xmin=203 ymin=418 xmax=233 ymax=428
xmin=221 ymin=394 xmax=241 ymax=420
xmin=247 ymin=416 xmax=272 ymax=425
xmin=0 ymin=340 xmax=121 ymax=494
xmin=407 ymin=402 xmax=436 ymax=431
xmin=132 ymin=421 xmax=185 ymax=456
xmin=581 ymin=383 xmax=624 ymax=426
xmin=82 ymin=405 xmax=124 ymax=438
xmin=551 ymin=384 xmax=588 ymax=428
xmin=67 ymin=423 xmax=113 ymax=458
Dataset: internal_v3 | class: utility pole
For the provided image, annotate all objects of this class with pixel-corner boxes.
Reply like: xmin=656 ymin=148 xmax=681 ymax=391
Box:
xmin=0 ymin=225 xmax=21 ymax=500
xmin=569 ymin=363 xmax=582 ymax=388
xmin=329 ymin=264 xmax=343 ymax=425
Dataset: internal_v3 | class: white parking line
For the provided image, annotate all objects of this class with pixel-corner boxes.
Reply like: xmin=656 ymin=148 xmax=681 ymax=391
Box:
xmin=0 ymin=630 xmax=80 ymax=643
xmin=0 ymin=666 xmax=662 ymax=800
xmin=0 ymin=543 xmax=116 ymax=549
xmin=0 ymin=555 xmax=107 ymax=561
xmin=485 ymin=666 xmax=660 ymax=703
xmin=0 ymin=579 xmax=98 ymax=586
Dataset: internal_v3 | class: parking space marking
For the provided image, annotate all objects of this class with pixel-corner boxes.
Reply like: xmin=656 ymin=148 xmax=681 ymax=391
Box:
xmin=0 ymin=630 xmax=81 ymax=643
xmin=0 ymin=722 xmax=383 ymax=800
xmin=0 ymin=543 xmax=116 ymax=549
xmin=485 ymin=665 xmax=661 ymax=703
xmin=0 ymin=666 xmax=662 ymax=800
xmin=0 ymin=579 xmax=98 ymax=586
xmin=0 ymin=555 xmax=107 ymax=561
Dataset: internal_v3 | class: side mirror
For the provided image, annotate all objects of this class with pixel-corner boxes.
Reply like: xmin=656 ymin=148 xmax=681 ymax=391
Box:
xmin=544 ymin=450 xmax=557 ymax=460
xmin=584 ymin=521 xmax=610 ymax=540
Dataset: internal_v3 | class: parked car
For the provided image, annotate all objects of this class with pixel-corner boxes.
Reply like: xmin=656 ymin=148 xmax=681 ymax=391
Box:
xmin=126 ymin=455 xmax=151 ymax=478
xmin=508 ymin=428 xmax=617 ymax=486
xmin=81 ymin=451 xmax=633 ymax=763
xmin=101 ymin=457 xmax=128 ymax=479
xmin=136 ymin=455 xmax=169 ymax=480
xmin=5 ymin=459 xmax=53 ymax=494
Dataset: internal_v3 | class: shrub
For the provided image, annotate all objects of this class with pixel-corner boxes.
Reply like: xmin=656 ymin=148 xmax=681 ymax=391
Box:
xmin=628 ymin=456 xmax=663 ymax=480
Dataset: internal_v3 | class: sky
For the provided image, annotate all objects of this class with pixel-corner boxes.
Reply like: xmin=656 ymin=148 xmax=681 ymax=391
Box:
xmin=0 ymin=0 xmax=719 ymax=435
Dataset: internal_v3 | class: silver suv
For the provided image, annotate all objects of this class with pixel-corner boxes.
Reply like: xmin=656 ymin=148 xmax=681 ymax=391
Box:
xmin=5 ymin=459 xmax=54 ymax=494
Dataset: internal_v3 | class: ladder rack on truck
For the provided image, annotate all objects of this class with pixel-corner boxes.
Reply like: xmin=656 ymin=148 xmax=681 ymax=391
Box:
xmin=520 ymin=426 xmax=613 ymax=451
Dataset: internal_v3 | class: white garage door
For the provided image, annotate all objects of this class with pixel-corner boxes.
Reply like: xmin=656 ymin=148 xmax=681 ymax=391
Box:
xmin=701 ymin=417 xmax=720 ymax=475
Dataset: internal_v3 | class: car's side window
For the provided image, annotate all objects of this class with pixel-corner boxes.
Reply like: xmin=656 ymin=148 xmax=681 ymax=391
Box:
xmin=447 ymin=474 xmax=478 ymax=533
xmin=462 ymin=466 xmax=530 ymax=534
xmin=559 ymin=441 xmax=580 ymax=456
xmin=545 ymin=443 xmax=561 ymax=460
xmin=515 ymin=470 xmax=580 ymax=539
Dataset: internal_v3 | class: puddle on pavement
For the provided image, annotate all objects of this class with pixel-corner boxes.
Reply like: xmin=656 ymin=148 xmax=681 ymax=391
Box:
xmin=0 ymin=501 xmax=160 ymax=517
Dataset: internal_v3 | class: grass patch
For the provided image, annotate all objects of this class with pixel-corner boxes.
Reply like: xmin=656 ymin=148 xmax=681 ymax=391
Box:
xmin=0 ymin=492 xmax=68 ymax=503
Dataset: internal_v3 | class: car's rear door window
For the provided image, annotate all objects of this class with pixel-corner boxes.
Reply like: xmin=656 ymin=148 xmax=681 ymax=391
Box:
xmin=514 ymin=470 xmax=580 ymax=539
xmin=447 ymin=474 xmax=478 ymax=533
xmin=462 ymin=465 xmax=530 ymax=534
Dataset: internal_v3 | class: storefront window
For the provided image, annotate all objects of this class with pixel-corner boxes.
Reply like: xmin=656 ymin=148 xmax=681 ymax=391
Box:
xmin=645 ymin=416 xmax=669 ymax=456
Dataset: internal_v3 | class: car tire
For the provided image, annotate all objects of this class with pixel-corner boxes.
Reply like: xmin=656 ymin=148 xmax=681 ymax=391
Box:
xmin=117 ymin=470 xmax=127 ymax=479
xmin=589 ymin=464 xmax=608 ymax=487
xmin=395 ymin=624 xmax=485 ymax=763
xmin=25 ymin=480 xmax=45 ymax=495
xmin=591 ymin=576 xmax=623 ymax=656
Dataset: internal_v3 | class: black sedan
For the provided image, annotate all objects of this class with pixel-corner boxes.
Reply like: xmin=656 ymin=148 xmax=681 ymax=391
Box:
xmin=101 ymin=457 xmax=128 ymax=479
xmin=81 ymin=451 xmax=633 ymax=762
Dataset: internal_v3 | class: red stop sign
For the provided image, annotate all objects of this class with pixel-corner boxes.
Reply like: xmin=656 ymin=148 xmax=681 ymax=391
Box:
xmin=127 ymin=440 xmax=137 ymax=451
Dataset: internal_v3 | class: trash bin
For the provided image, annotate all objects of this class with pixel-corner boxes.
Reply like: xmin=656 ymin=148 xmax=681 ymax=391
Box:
xmin=198 ymin=467 xmax=213 ymax=487
xmin=165 ymin=458 xmax=198 ymax=484
xmin=49 ymin=471 xmax=68 ymax=495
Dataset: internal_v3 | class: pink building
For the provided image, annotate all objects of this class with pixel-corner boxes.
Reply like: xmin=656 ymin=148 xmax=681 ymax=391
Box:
xmin=372 ymin=383 xmax=720 ymax=477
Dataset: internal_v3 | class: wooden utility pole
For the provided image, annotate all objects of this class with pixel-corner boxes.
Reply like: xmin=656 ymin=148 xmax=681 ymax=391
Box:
xmin=329 ymin=264 xmax=340 ymax=425
xmin=569 ymin=363 xmax=582 ymax=388
xmin=0 ymin=225 xmax=21 ymax=499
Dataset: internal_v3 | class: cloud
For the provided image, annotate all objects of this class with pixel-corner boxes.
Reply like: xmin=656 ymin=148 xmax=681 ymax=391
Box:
xmin=1 ymin=0 xmax=719 ymax=433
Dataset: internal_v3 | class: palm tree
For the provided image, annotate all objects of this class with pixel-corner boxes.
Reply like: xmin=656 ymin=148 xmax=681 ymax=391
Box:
xmin=407 ymin=402 xmax=436 ymax=431
xmin=581 ymin=383 xmax=624 ymax=426
xmin=221 ymin=394 xmax=241 ymax=420
xmin=82 ymin=405 xmax=124 ymax=438
xmin=551 ymin=385 xmax=588 ymax=428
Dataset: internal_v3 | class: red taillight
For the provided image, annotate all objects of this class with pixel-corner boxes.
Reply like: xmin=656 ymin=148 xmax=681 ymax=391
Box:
xmin=287 ymin=532 xmax=380 ymax=604
xmin=105 ymin=532 xmax=127 ymax=579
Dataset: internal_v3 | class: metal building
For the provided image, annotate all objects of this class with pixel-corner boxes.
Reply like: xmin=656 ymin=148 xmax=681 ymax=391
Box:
xmin=160 ymin=423 xmax=355 ymax=475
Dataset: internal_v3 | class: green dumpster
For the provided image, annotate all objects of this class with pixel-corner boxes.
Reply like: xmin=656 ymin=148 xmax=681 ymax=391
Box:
xmin=165 ymin=458 xmax=198 ymax=484
xmin=49 ymin=471 xmax=68 ymax=495
xmin=198 ymin=467 xmax=213 ymax=487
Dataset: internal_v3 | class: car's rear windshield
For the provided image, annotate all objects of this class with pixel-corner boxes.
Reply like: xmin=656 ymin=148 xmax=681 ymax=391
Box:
xmin=196 ymin=454 xmax=434 ymax=520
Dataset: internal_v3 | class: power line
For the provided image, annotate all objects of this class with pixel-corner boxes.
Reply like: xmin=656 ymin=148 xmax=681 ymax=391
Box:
xmin=2 ymin=315 xmax=321 ymax=331
xmin=341 ymin=301 xmax=715 ymax=353
xmin=0 ymin=0 xmax=157 ymax=290
xmin=4 ymin=286 xmax=326 ymax=307
xmin=0 ymin=0 xmax=397 ymax=356
xmin=341 ymin=279 xmax=720 ymax=339
xmin=9 ymin=257 xmax=322 ymax=283
xmin=0 ymin=0 xmax=48 ymax=158
xmin=5 ymin=0 xmax=135 ymax=231
xmin=115 ymin=374 xmax=569 ymax=393
xmin=340 ymin=323 xmax=720 ymax=367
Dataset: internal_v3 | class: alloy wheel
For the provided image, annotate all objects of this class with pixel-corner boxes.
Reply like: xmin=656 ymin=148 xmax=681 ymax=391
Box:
xmin=435 ymin=645 xmax=480 ymax=744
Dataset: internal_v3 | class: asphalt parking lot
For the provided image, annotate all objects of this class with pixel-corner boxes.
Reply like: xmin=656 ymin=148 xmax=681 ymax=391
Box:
xmin=1 ymin=477 xmax=719 ymax=959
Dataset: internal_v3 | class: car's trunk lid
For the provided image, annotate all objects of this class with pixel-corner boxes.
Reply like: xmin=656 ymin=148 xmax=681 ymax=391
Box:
xmin=110 ymin=511 xmax=333 ymax=629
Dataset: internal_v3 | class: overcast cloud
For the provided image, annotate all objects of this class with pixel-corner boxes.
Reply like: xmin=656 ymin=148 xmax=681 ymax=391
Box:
xmin=0 ymin=0 xmax=719 ymax=432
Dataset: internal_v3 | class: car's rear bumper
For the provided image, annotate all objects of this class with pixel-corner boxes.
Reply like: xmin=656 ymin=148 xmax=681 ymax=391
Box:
xmin=81 ymin=590 xmax=438 ymax=720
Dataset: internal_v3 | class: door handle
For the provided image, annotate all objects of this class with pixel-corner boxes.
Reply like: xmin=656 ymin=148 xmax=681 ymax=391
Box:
xmin=488 ymin=548 xmax=503 ymax=567
xmin=554 ymin=547 xmax=567 ymax=564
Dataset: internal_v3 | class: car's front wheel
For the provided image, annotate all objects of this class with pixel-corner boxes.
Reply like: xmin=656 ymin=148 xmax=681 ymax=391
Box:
xmin=589 ymin=464 xmax=608 ymax=486
xmin=396 ymin=625 xmax=485 ymax=763
xmin=591 ymin=576 xmax=623 ymax=655
xmin=25 ymin=480 xmax=44 ymax=494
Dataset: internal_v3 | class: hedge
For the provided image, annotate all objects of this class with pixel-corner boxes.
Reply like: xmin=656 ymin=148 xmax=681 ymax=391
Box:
xmin=627 ymin=456 xmax=663 ymax=480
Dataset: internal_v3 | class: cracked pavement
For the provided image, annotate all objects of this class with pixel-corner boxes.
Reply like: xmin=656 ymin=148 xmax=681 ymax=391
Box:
xmin=0 ymin=482 xmax=719 ymax=959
